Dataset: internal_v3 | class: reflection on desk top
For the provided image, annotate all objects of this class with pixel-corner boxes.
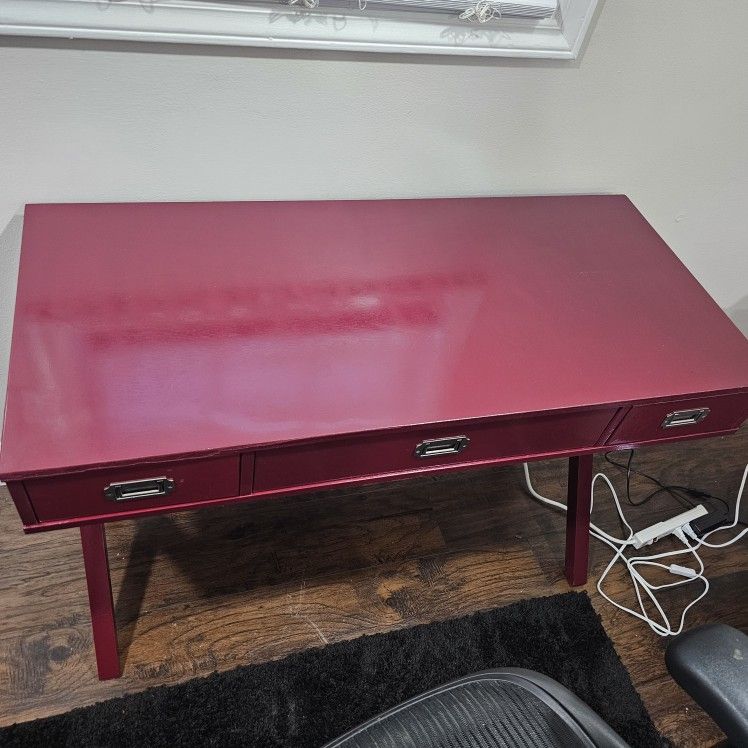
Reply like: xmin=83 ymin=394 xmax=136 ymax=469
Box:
xmin=1 ymin=196 xmax=747 ymax=478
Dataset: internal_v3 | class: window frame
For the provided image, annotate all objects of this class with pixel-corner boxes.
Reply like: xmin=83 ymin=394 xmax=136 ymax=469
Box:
xmin=0 ymin=0 xmax=600 ymax=58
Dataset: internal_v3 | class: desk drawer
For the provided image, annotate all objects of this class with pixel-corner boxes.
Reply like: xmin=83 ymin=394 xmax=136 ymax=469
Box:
xmin=26 ymin=456 xmax=240 ymax=522
xmin=607 ymin=393 xmax=748 ymax=447
xmin=252 ymin=407 xmax=618 ymax=493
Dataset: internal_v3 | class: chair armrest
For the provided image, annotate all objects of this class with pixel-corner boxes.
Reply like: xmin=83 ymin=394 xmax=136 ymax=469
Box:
xmin=665 ymin=624 xmax=748 ymax=746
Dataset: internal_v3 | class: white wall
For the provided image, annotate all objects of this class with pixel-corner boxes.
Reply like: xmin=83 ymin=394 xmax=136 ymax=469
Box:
xmin=1 ymin=0 xmax=747 ymax=406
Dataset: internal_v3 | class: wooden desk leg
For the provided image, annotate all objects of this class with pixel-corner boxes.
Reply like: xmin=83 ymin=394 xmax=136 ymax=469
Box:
xmin=80 ymin=524 xmax=121 ymax=680
xmin=565 ymin=455 xmax=593 ymax=587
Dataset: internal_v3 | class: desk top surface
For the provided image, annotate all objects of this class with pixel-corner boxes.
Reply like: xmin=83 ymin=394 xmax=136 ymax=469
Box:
xmin=2 ymin=195 xmax=747 ymax=478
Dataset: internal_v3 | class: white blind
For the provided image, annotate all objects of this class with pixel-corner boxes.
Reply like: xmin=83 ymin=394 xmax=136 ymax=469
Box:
xmin=274 ymin=0 xmax=558 ymax=23
xmin=366 ymin=0 xmax=556 ymax=16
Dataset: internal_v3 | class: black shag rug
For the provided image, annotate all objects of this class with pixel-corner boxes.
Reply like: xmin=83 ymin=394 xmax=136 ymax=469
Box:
xmin=1 ymin=592 xmax=664 ymax=747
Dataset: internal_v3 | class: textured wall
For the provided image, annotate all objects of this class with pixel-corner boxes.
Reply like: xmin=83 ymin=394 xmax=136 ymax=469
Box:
xmin=1 ymin=0 xmax=747 ymax=406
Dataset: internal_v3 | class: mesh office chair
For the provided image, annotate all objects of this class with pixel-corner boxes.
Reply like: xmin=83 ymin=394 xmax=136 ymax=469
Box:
xmin=324 ymin=669 xmax=630 ymax=748
xmin=325 ymin=624 xmax=748 ymax=748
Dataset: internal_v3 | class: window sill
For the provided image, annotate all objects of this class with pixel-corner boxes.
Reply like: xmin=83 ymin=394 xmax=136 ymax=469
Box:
xmin=0 ymin=0 xmax=599 ymax=58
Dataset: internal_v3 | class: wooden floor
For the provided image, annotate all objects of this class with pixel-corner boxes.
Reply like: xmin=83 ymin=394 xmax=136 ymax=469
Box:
xmin=1 ymin=427 xmax=746 ymax=746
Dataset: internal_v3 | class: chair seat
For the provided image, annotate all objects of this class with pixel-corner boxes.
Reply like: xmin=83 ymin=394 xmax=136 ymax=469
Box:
xmin=666 ymin=623 xmax=748 ymax=747
xmin=324 ymin=669 xmax=630 ymax=748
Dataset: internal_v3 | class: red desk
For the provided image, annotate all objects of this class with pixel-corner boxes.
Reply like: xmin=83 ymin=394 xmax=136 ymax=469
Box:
xmin=2 ymin=196 xmax=747 ymax=680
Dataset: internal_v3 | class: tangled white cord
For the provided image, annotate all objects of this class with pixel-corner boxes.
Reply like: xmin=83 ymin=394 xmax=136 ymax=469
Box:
xmin=523 ymin=462 xmax=748 ymax=637
xmin=287 ymin=0 xmax=319 ymax=8
xmin=459 ymin=0 xmax=501 ymax=23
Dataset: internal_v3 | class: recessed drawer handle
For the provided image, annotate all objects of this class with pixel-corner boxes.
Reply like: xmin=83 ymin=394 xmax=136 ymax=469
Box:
xmin=104 ymin=477 xmax=175 ymax=501
xmin=415 ymin=436 xmax=470 ymax=458
xmin=661 ymin=408 xmax=710 ymax=429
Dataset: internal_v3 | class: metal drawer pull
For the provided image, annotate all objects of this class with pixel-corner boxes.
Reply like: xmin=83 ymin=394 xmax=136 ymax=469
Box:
xmin=661 ymin=408 xmax=710 ymax=429
xmin=415 ymin=436 xmax=470 ymax=458
xmin=104 ymin=477 xmax=175 ymax=501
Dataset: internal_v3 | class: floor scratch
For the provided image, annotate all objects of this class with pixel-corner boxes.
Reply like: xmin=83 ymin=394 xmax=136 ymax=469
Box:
xmin=299 ymin=614 xmax=328 ymax=645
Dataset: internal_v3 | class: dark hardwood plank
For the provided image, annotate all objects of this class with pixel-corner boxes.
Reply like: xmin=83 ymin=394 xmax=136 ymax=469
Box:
xmin=1 ymin=426 xmax=746 ymax=746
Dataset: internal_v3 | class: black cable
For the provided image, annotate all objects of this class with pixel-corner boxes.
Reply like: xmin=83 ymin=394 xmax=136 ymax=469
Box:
xmin=603 ymin=449 xmax=732 ymax=516
xmin=603 ymin=449 xmax=690 ymax=507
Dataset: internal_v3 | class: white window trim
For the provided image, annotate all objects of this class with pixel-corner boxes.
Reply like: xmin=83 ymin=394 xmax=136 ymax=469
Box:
xmin=0 ymin=0 xmax=599 ymax=58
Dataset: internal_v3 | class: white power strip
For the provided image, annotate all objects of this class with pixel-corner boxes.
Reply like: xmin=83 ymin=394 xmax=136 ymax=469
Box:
xmin=631 ymin=505 xmax=708 ymax=549
xmin=524 ymin=462 xmax=748 ymax=637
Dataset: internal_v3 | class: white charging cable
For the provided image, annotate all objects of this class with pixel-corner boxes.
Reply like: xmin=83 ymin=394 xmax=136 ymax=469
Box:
xmin=523 ymin=462 xmax=748 ymax=637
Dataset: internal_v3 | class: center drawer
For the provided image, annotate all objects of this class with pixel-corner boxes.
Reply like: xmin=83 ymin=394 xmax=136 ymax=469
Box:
xmin=26 ymin=455 xmax=240 ymax=522
xmin=251 ymin=407 xmax=618 ymax=493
